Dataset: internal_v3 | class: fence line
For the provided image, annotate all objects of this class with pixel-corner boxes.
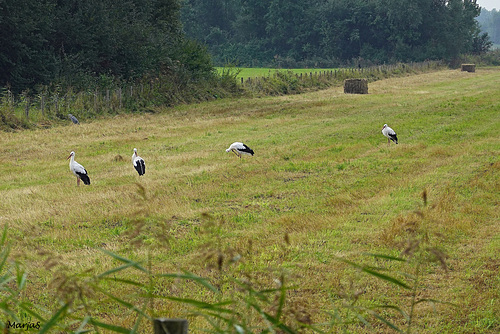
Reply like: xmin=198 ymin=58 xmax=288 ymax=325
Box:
xmin=238 ymin=61 xmax=442 ymax=89
xmin=1 ymin=61 xmax=444 ymax=123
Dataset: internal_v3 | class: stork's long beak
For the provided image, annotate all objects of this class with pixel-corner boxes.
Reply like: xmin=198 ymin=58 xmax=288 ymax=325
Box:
xmin=67 ymin=154 xmax=72 ymax=160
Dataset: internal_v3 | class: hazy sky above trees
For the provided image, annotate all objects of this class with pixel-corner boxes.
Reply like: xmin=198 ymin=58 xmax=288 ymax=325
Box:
xmin=478 ymin=0 xmax=497 ymax=10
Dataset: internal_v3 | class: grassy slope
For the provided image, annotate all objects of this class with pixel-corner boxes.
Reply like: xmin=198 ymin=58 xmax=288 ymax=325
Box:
xmin=0 ymin=68 xmax=499 ymax=333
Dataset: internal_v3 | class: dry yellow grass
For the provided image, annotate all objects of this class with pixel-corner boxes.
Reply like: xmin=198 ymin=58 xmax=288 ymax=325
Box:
xmin=0 ymin=68 xmax=499 ymax=333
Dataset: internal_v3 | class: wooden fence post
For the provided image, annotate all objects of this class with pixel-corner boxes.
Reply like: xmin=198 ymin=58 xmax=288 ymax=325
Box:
xmin=118 ymin=88 xmax=122 ymax=109
xmin=7 ymin=89 xmax=14 ymax=111
xmin=106 ymin=90 xmax=110 ymax=110
xmin=153 ymin=319 xmax=188 ymax=334
xmin=24 ymin=95 xmax=30 ymax=120
xmin=54 ymin=95 xmax=59 ymax=115
xmin=94 ymin=89 xmax=98 ymax=112
xmin=41 ymin=95 xmax=45 ymax=117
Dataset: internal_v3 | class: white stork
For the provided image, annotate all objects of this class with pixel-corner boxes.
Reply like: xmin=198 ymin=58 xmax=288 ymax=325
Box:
xmin=67 ymin=151 xmax=90 ymax=185
xmin=382 ymin=124 xmax=398 ymax=145
xmin=132 ymin=148 xmax=146 ymax=176
xmin=226 ymin=142 xmax=254 ymax=158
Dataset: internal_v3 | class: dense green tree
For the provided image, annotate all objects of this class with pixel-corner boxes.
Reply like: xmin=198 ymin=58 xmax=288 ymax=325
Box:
xmin=0 ymin=0 xmax=57 ymax=90
xmin=180 ymin=0 xmax=236 ymax=44
xmin=180 ymin=0 xmax=489 ymax=66
xmin=264 ymin=0 xmax=316 ymax=59
xmin=1 ymin=0 xmax=211 ymax=92
xmin=232 ymin=0 xmax=269 ymax=41
xmin=477 ymin=8 xmax=500 ymax=44
xmin=51 ymin=0 xmax=184 ymax=81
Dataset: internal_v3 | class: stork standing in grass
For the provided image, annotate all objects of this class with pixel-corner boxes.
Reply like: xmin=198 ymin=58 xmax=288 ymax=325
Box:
xmin=67 ymin=151 xmax=90 ymax=185
xmin=226 ymin=142 xmax=254 ymax=158
xmin=382 ymin=124 xmax=398 ymax=145
xmin=132 ymin=148 xmax=146 ymax=176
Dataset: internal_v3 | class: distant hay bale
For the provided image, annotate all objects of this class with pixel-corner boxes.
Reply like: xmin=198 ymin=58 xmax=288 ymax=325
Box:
xmin=344 ymin=79 xmax=368 ymax=94
xmin=461 ymin=64 xmax=475 ymax=73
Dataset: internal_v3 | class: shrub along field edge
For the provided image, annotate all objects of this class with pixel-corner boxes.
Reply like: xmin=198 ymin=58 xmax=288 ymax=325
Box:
xmin=0 ymin=61 xmax=446 ymax=131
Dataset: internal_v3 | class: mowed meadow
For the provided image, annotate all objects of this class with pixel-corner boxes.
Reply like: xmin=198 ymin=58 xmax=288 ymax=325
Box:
xmin=0 ymin=68 xmax=499 ymax=333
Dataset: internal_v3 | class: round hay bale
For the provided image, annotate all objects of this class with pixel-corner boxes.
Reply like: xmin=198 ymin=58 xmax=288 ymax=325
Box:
xmin=461 ymin=64 xmax=475 ymax=72
xmin=344 ymin=78 xmax=368 ymax=94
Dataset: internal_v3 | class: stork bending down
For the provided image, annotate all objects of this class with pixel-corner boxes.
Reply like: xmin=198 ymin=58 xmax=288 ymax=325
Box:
xmin=226 ymin=142 xmax=254 ymax=158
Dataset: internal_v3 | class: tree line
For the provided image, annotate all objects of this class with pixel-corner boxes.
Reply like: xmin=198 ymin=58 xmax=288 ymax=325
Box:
xmin=0 ymin=0 xmax=492 ymax=95
xmin=181 ymin=0 xmax=491 ymax=67
xmin=0 ymin=0 xmax=213 ymax=93
xmin=477 ymin=8 xmax=500 ymax=45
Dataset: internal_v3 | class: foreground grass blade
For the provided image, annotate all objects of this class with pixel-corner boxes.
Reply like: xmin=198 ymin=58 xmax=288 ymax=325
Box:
xmin=199 ymin=313 xmax=226 ymax=332
xmin=0 ymin=246 xmax=10 ymax=274
xmin=365 ymin=308 xmax=403 ymax=332
xmin=249 ymin=301 xmax=297 ymax=334
xmin=97 ymin=288 xmax=151 ymax=320
xmin=98 ymin=262 xmax=148 ymax=279
xmin=89 ymin=318 xmax=133 ymax=333
xmin=74 ymin=316 xmax=92 ymax=334
xmin=130 ymin=302 xmax=147 ymax=334
xmin=0 ymin=224 xmax=7 ymax=246
xmin=362 ymin=253 xmax=407 ymax=262
xmin=101 ymin=276 xmax=146 ymax=288
xmin=371 ymin=304 xmax=410 ymax=321
xmin=159 ymin=271 xmax=219 ymax=293
xmin=361 ymin=267 xmax=411 ymax=290
xmin=18 ymin=302 xmax=46 ymax=322
xmin=99 ymin=249 xmax=148 ymax=273
xmin=415 ymin=298 xmax=457 ymax=307
xmin=0 ymin=303 xmax=20 ymax=323
xmin=15 ymin=263 xmax=27 ymax=290
xmin=161 ymin=296 xmax=233 ymax=313
xmin=354 ymin=313 xmax=372 ymax=329
xmin=276 ymin=276 xmax=287 ymax=321
xmin=339 ymin=258 xmax=411 ymax=290
xmin=39 ymin=303 xmax=69 ymax=334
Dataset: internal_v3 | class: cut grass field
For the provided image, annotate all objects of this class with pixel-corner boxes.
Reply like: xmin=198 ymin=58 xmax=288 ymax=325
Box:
xmin=0 ymin=68 xmax=499 ymax=333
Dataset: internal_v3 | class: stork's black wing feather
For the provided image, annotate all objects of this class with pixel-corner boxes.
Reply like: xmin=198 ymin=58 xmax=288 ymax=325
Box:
xmin=134 ymin=159 xmax=146 ymax=176
xmin=388 ymin=133 xmax=398 ymax=144
xmin=76 ymin=171 xmax=90 ymax=185
xmin=241 ymin=144 xmax=254 ymax=155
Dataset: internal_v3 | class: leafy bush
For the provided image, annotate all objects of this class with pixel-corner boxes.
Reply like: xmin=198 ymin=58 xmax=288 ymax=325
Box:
xmin=461 ymin=49 xmax=500 ymax=66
